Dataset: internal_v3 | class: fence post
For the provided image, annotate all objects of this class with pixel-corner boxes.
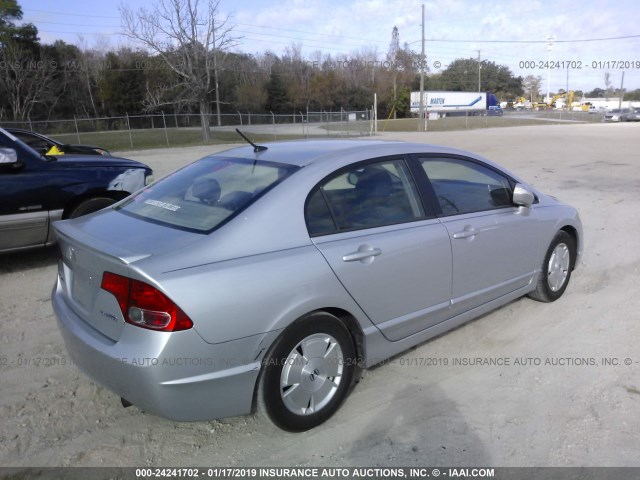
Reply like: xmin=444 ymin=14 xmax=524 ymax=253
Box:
xmin=248 ymin=112 xmax=251 ymax=126
xmin=373 ymin=94 xmax=378 ymax=135
xmin=175 ymin=112 xmax=178 ymax=128
xmin=325 ymin=111 xmax=329 ymax=136
xmin=126 ymin=112 xmax=133 ymax=149
xmin=369 ymin=107 xmax=374 ymax=136
xmin=237 ymin=111 xmax=242 ymax=127
xmin=300 ymin=111 xmax=305 ymax=138
xmin=28 ymin=115 xmax=33 ymax=132
xmin=270 ymin=111 xmax=276 ymax=140
xmin=162 ymin=111 xmax=169 ymax=146
xmin=73 ymin=115 xmax=81 ymax=143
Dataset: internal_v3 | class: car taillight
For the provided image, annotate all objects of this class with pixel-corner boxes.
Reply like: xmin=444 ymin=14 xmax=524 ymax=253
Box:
xmin=100 ymin=272 xmax=193 ymax=332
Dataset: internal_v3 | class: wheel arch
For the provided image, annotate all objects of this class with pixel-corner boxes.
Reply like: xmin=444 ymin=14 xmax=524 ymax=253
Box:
xmin=559 ymin=224 xmax=579 ymax=270
xmin=319 ymin=307 xmax=366 ymax=364
xmin=62 ymin=190 xmax=130 ymax=219
xmin=250 ymin=306 xmax=366 ymax=414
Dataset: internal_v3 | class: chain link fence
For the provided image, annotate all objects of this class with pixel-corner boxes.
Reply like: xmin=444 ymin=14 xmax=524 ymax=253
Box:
xmin=374 ymin=108 xmax=608 ymax=134
xmin=0 ymin=110 xmax=374 ymax=150
xmin=1 ymin=108 xmax=615 ymax=151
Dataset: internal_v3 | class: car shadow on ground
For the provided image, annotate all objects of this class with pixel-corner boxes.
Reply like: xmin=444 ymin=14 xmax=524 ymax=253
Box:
xmin=346 ymin=383 xmax=491 ymax=466
xmin=0 ymin=246 xmax=58 ymax=274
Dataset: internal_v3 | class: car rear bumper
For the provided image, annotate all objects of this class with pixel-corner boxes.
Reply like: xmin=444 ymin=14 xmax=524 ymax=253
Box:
xmin=52 ymin=279 xmax=269 ymax=421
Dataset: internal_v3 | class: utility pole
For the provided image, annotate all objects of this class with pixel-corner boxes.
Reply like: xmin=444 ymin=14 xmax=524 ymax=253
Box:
xmin=388 ymin=27 xmax=400 ymax=120
xmin=546 ymin=34 xmax=554 ymax=103
xmin=477 ymin=50 xmax=481 ymax=92
xmin=419 ymin=3 xmax=425 ymax=132
xmin=619 ymin=71 xmax=625 ymax=109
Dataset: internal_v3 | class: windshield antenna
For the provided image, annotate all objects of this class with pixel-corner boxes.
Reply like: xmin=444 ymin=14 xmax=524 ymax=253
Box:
xmin=235 ymin=129 xmax=268 ymax=153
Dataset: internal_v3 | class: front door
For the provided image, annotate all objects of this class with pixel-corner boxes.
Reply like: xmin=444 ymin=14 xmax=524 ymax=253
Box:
xmin=417 ymin=155 xmax=540 ymax=315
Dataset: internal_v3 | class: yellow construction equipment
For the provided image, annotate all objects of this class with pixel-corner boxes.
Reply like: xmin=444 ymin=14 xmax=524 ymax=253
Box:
xmin=548 ymin=91 xmax=575 ymax=110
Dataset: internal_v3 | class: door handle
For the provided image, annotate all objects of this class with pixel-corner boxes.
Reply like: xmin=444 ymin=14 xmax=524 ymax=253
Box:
xmin=453 ymin=228 xmax=478 ymax=239
xmin=342 ymin=248 xmax=382 ymax=262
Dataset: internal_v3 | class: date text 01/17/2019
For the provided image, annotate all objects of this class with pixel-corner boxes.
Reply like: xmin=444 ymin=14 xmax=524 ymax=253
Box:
xmin=519 ymin=60 xmax=640 ymax=70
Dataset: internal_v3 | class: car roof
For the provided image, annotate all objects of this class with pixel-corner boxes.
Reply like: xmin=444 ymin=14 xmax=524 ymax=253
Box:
xmin=4 ymin=127 xmax=41 ymax=135
xmin=211 ymin=139 xmax=477 ymax=167
xmin=3 ymin=127 xmax=53 ymax=141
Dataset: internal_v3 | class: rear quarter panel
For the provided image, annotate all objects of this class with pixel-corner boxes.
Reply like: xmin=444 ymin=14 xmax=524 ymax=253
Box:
xmin=143 ymin=245 xmax=372 ymax=345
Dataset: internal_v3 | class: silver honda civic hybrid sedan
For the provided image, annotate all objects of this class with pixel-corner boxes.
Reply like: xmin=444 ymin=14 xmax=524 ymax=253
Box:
xmin=52 ymin=140 xmax=583 ymax=431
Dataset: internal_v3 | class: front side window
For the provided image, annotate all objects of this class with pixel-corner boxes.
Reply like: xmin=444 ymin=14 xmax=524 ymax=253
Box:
xmin=419 ymin=157 xmax=513 ymax=216
xmin=118 ymin=156 xmax=298 ymax=233
xmin=306 ymin=158 xmax=425 ymax=236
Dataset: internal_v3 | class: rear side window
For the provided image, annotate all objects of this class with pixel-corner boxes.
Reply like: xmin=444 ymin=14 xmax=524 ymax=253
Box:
xmin=118 ymin=156 xmax=298 ymax=233
xmin=306 ymin=158 xmax=425 ymax=236
xmin=11 ymin=131 xmax=49 ymax=153
xmin=419 ymin=157 xmax=513 ymax=216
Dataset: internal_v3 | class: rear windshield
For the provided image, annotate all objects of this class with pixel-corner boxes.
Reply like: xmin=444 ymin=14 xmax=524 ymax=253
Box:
xmin=117 ymin=156 xmax=299 ymax=233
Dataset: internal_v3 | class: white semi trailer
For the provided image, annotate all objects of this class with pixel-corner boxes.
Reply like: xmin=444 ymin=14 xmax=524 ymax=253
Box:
xmin=410 ymin=91 xmax=500 ymax=116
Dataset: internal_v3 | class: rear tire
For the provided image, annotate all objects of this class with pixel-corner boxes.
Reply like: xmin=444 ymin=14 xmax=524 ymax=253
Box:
xmin=68 ymin=197 xmax=115 ymax=219
xmin=528 ymin=230 xmax=576 ymax=302
xmin=258 ymin=312 xmax=356 ymax=432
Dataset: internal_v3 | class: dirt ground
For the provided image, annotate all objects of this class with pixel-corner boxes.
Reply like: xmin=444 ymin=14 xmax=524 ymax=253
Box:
xmin=1 ymin=123 xmax=639 ymax=468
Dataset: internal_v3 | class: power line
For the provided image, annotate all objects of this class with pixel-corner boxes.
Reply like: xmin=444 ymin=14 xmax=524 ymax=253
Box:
xmin=23 ymin=9 xmax=389 ymax=45
xmin=22 ymin=19 xmax=120 ymax=28
xmin=24 ymin=8 xmax=640 ymax=45
xmin=23 ymin=8 xmax=121 ymax=19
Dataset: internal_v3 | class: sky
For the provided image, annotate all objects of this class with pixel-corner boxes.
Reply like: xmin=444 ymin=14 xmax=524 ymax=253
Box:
xmin=20 ymin=0 xmax=640 ymax=94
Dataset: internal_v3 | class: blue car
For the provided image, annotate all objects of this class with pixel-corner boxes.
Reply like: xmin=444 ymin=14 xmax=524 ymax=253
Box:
xmin=0 ymin=127 xmax=153 ymax=253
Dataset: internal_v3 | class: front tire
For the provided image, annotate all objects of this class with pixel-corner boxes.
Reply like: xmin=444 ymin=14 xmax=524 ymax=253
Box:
xmin=259 ymin=312 xmax=356 ymax=432
xmin=528 ymin=230 xmax=576 ymax=302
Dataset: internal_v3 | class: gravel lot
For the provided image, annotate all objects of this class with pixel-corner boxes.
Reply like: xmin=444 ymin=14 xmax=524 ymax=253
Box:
xmin=1 ymin=123 xmax=639 ymax=468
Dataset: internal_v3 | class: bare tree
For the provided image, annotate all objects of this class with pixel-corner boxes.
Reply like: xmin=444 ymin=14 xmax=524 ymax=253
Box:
xmin=120 ymin=0 xmax=237 ymax=140
xmin=604 ymin=72 xmax=614 ymax=99
xmin=524 ymin=75 xmax=542 ymax=102
xmin=0 ymin=43 xmax=56 ymax=120
xmin=75 ymin=37 xmax=106 ymax=119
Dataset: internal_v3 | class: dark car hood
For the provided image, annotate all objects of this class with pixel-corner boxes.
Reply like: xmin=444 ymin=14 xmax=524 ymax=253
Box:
xmin=54 ymin=154 xmax=149 ymax=169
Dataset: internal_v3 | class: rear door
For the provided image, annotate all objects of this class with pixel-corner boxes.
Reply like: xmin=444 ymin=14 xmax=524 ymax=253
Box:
xmin=415 ymin=155 xmax=541 ymax=315
xmin=306 ymin=156 xmax=453 ymax=342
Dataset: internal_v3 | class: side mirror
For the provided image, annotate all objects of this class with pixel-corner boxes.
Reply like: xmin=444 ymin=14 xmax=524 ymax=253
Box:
xmin=0 ymin=148 xmax=19 ymax=165
xmin=513 ymin=184 xmax=534 ymax=208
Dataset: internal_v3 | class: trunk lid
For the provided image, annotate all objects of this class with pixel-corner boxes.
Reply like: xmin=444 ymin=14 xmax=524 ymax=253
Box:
xmin=54 ymin=209 xmax=204 ymax=341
